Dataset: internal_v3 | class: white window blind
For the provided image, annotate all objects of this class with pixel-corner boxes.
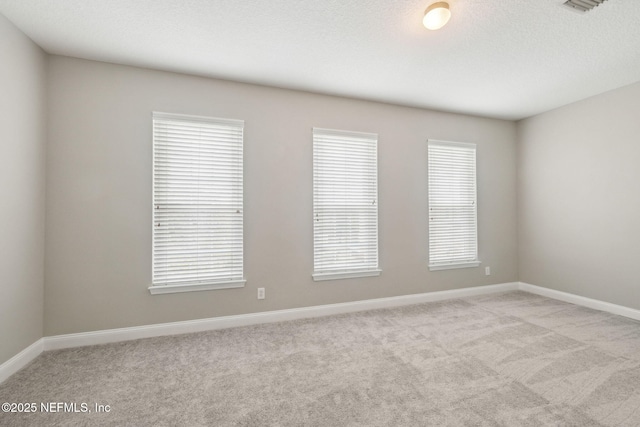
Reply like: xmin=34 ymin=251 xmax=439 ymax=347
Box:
xmin=313 ymin=128 xmax=380 ymax=281
xmin=428 ymin=140 xmax=480 ymax=271
xmin=151 ymin=112 xmax=245 ymax=294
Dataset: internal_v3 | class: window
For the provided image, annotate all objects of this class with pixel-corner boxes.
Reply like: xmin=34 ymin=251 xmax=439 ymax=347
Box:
xmin=313 ymin=128 xmax=380 ymax=280
xmin=150 ymin=112 xmax=245 ymax=294
xmin=428 ymin=140 xmax=479 ymax=270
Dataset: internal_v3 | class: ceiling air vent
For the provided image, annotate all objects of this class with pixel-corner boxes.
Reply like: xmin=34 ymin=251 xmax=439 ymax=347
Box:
xmin=563 ymin=0 xmax=608 ymax=12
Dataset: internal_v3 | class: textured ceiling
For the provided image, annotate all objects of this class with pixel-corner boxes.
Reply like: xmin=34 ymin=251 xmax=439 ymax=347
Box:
xmin=1 ymin=0 xmax=639 ymax=120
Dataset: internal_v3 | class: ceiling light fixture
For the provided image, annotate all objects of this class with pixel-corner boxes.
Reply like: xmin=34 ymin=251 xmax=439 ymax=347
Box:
xmin=423 ymin=2 xmax=451 ymax=30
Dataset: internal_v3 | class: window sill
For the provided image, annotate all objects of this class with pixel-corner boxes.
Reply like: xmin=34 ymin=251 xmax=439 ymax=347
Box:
xmin=429 ymin=261 xmax=480 ymax=271
xmin=148 ymin=280 xmax=246 ymax=295
xmin=312 ymin=269 xmax=382 ymax=282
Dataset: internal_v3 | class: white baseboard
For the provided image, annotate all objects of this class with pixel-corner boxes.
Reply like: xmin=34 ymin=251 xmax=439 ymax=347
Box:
xmin=519 ymin=282 xmax=640 ymax=321
xmin=4 ymin=281 xmax=638 ymax=385
xmin=44 ymin=282 xmax=519 ymax=351
xmin=0 ymin=339 xmax=43 ymax=384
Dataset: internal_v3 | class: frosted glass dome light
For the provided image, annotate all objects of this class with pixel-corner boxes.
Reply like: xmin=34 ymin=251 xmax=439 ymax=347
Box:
xmin=423 ymin=2 xmax=451 ymax=30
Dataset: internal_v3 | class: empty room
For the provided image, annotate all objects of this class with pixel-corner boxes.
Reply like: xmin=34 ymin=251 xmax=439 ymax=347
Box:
xmin=1 ymin=0 xmax=640 ymax=425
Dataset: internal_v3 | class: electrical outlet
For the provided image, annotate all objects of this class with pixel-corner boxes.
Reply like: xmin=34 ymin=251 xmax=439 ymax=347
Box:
xmin=257 ymin=288 xmax=265 ymax=300
xmin=485 ymin=266 xmax=491 ymax=276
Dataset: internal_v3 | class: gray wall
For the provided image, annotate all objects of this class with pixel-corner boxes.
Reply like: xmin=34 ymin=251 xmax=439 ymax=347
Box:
xmin=518 ymin=81 xmax=640 ymax=309
xmin=45 ymin=56 xmax=518 ymax=335
xmin=0 ymin=14 xmax=46 ymax=364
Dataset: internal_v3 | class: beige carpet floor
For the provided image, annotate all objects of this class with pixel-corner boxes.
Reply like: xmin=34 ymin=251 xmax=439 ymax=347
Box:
xmin=2 ymin=291 xmax=640 ymax=426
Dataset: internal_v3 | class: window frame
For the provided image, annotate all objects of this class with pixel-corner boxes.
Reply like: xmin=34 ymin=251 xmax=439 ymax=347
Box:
xmin=312 ymin=127 xmax=381 ymax=281
xmin=427 ymin=139 xmax=480 ymax=271
xmin=149 ymin=112 xmax=246 ymax=295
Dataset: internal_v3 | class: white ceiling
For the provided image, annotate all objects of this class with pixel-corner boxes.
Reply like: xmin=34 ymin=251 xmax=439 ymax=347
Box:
xmin=1 ymin=0 xmax=639 ymax=120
